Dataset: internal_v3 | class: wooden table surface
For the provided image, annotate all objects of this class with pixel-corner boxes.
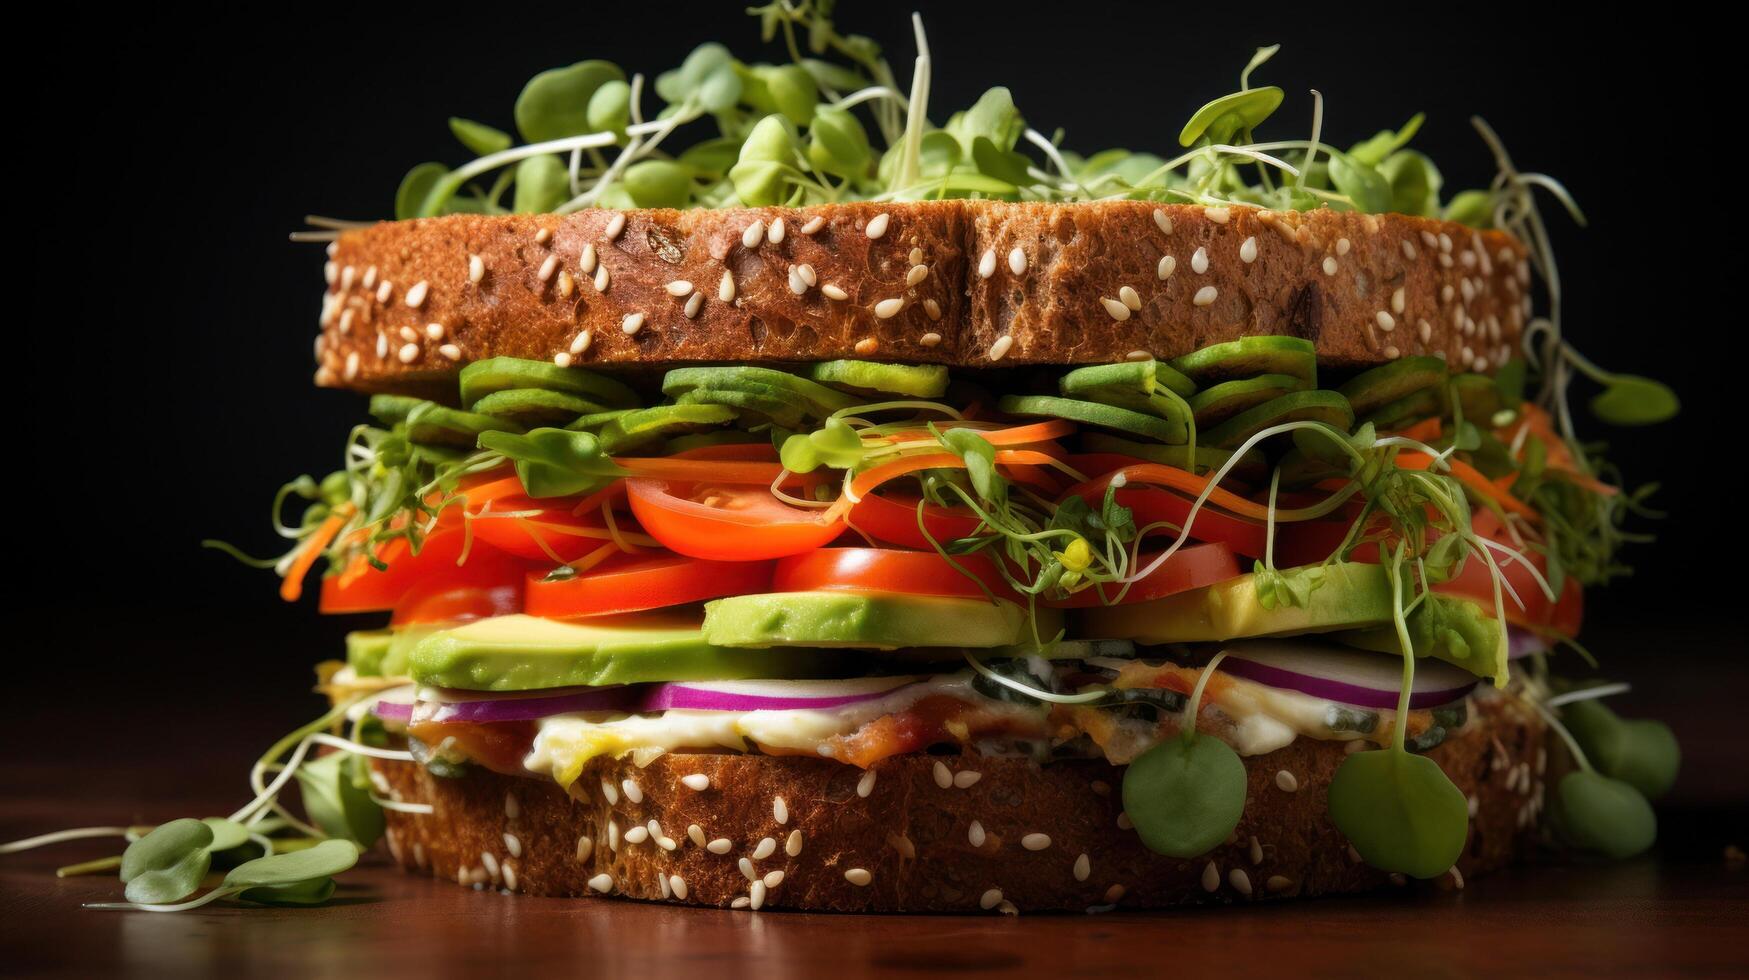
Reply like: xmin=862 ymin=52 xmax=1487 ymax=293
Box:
xmin=4 ymin=640 xmax=1746 ymax=978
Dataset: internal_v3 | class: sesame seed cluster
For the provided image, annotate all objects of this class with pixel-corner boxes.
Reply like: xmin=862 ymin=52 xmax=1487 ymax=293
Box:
xmin=311 ymin=202 xmax=1530 ymax=391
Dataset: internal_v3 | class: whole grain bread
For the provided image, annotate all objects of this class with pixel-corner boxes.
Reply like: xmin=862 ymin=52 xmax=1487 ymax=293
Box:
xmin=314 ymin=202 xmax=1531 ymax=393
xmin=372 ymin=693 xmax=1550 ymax=912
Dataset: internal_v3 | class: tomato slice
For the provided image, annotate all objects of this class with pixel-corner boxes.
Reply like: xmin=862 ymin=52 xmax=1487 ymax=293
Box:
xmin=525 ymin=554 xmax=776 ymax=618
xmin=1065 ymin=485 xmax=1269 ymax=558
xmin=452 ymin=475 xmax=611 ymax=562
xmin=392 ymin=578 xmax=525 ymax=627
xmin=1046 ymin=541 xmax=1241 ymax=607
xmin=773 ymin=548 xmax=1018 ymax=600
xmin=319 ymin=530 xmax=527 ymax=614
xmin=847 ymin=492 xmax=985 ymax=550
xmin=626 ymin=479 xmax=845 ymax=561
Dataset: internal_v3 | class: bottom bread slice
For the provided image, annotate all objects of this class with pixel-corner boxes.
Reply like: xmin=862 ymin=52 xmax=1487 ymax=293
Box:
xmin=372 ymin=694 xmax=1549 ymax=912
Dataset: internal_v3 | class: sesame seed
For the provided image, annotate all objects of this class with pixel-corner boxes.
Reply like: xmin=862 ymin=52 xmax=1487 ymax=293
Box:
xmin=1104 ymin=884 xmax=1125 ymax=904
xmin=1008 ymin=247 xmax=1026 ymax=275
xmin=906 ymin=264 xmax=929 ymax=287
xmin=570 ymin=329 xmax=593 ymax=356
xmin=768 ymin=217 xmax=785 ymax=244
xmin=684 ymin=292 xmax=703 ymax=318
xmin=889 ymin=835 xmax=916 ymax=859
xmin=865 ymin=212 xmax=891 ymax=239
xmin=1193 ymin=285 xmax=1218 ymax=306
xmin=1442 ymin=284 xmax=1456 ymax=303
xmin=752 ymin=837 xmax=777 ymax=860
xmin=1461 ymin=279 xmax=1476 ymax=303
xmin=538 ymin=255 xmax=558 ymax=282
xmin=717 ymin=271 xmax=736 ymax=303
xmin=923 ymin=297 xmax=942 ymax=320
xmin=844 ymin=868 xmax=872 ymax=887
xmin=594 ymin=264 xmax=610 ymax=292
xmin=1229 ymin=869 xmax=1253 ymax=896
xmin=468 ymin=254 xmax=485 ymax=284
xmin=1073 ymin=853 xmax=1090 ymax=882
xmin=1158 ymin=254 xmax=1177 ymax=279
xmin=1323 ymin=256 xmax=1339 ymax=276
xmin=658 ymin=874 xmax=671 ymax=900
xmin=621 ymin=312 xmax=645 ymax=335
xmin=604 ymin=213 xmax=626 ymax=240
xmin=601 ymin=779 xmax=619 ymax=805
xmin=535 ymin=227 xmax=552 ymax=246
xmin=788 ymin=267 xmax=810 ymax=295
xmin=968 ymin=820 xmax=986 ymax=847
xmin=980 ymin=888 xmax=1004 ymax=910
xmin=1438 ymin=253 xmax=1454 ymax=268
xmin=587 ymin=873 xmax=613 ymax=893
xmin=665 ymin=280 xmax=694 ymax=297
xmin=822 ymin=283 xmax=849 ymax=301
xmin=402 ymin=280 xmax=428 ymax=308
xmin=1418 ymin=320 xmax=1432 ymax=343
xmin=558 ymin=271 xmax=576 ymax=298
xmin=1385 ymin=345 xmax=1401 ymax=359
xmin=376 ymin=281 xmax=393 ymax=304
xmin=621 ymin=778 xmax=644 ymax=803
xmin=1250 ymin=835 xmax=1264 ymax=865
xmin=423 ymin=322 xmax=444 ymax=340
xmin=874 ymin=297 xmax=904 ymax=319
xmin=1202 ymin=861 xmax=1220 ymax=892
xmin=1204 ymin=206 xmax=1231 ymax=224
xmin=1022 ymin=833 xmax=1051 ymax=851
xmin=580 ymin=243 xmax=597 ymax=275
xmin=1392 ymin=287 xmax=1406 ymax=314
xmin=1267 ymin=875 xmax=1294 ymax=893
xmin=363 ymin=266 xmax=378 ymax=290
xmin=575 ymin=836 xmax=593 ymax=862
xmin=854 ymin=338 xmax=878 ymax=356
xmin=742 ymin=220 xmax=765 ymax=249
xmin=397 ymin=343 xmax=420 ymax=364
xmin=953 ymin=770 xmax=982 ymax=789
xmin=978 ymin=248 xmax=997 ymax=279
xmin=688 ymin=824 xmax=707 ymax=847
xmin=669 ymin=875 xmax=688 ymax=900
xmin=400 ymin=326 xmax=419 ymax=343
xmin=1153 ymin=208 xmax=1174 ymax=235
xmin=682 ymin=773 xmax=710 ymax=792
xmin=857 ymin=770 xmax=877 ymax=797
xmin=988 ymin=335 xmax=1014 ymax=361
xmin=1421 ymin=230 xmax=1439 ymax=249
xmin=933 ymin=761 xmax=953 ymax=789
xmin=504 ymin=833 xmax=522 ymax=858
xmin=707 ymin=838 xmax=733 ymax=855
xmin=763 ymin=870 xmax=784 ymax=889
xmin=1191 ymin=247 xmax=1210 ymax=274
xmin=375 ymin=333 xmax=388 ymax=360
xmin=1376 ymin=311 xmax=1395 ymax=332
xmin=800 ymin=215 xmax=825 ymax=235
xmin=1119 ymin=285 xmax=1142 ymax=310
xmin=1239 ymin=237 xmax=1258 ymax=264
xmin=1402 ymin=240 xmax=1417 ymax=261
xmin=1461 ymin=250 xmax=1477 ymax=268
xmin=909 ymin=247 xmax=924 ymax=264
xmin=731 ymin=897 xmax=751 ymax=909
xmin=624 ymin=825 xmax=649 ymax=845
xmin=786 ymin=829 xmax=803 ymax=856
xmin=345 ymin=352 xmax=361 ymax=378
xmin=437 ymin=342 xmax=461 ymax=361
xmin=338 ymin=309 xmax=355 ymax=335
xmin=796 ymin=263 xmax=817 ymax=287
xmin=1438 ymin=232 xmax=1453 ymax=253
xmin=1101 ymin=297 xmax=1132 ymax=321
xmin=919 ymin=332 xmax=942 ymax=347
xmin=1337 ymin=237 xmax=1352 ymax=256
xmin=1116 ymin=812 xmax=1134 ymax=830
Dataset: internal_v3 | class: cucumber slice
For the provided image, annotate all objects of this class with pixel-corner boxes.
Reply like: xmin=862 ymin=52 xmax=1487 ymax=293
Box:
xmin=565 ymin=409 xmax=635 ymax=431
xmin=676 ymin=386 xmax=806 ymax=429
xmin=458 ymin=357 xmax=639 ymax=410
xmin=1079 ymin=432 xmax=1267 ymax=482
xmin=1168 ymin=336 xmax=1316 ymax=385
xmin=469 ymin=388 xmax=611 ymax=427
xmin=369 ymin=395 xmax=525 ymax=446
xmin=1275 ymin=448 xmax=1348 ymax=487
xmin=597 ymin=404 xmax=738 ymax=454
xmin=663 ymin=366 xmax=860 ymax=419
xmin=367 ymin=394 xmax=426 ymax=426
xmin=1337 ymin=356 xmax=1447 ymax=418
xmin=1189 ymin=374 xmax=1308 ymax=427
xmin=664 ymin=430 xmax=764 ymax=453
xmin=1362 ymin=388 xmax=1443 ymax=430
xmin=1202 ymin=390 xmax=1354 ymax=449
xmin=806 ymin=360 xmax=949 ymax=398
xmin=1449 ymin=373 xmax=1503 ymax=424
xmin=997 ymin=394 xmax=1186 ymax=444
xmin=1060 ymin=360 xmax=1197 ymax=399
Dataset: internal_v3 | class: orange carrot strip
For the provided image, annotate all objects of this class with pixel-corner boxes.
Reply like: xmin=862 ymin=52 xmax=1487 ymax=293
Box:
xmin=280 ymin=503 xmax=356 ymax=602
xmin=1396 ymin=452 xmax=1540 ymax=520
xmin=1088 ymin=464 xmax=1276 ymax=521
xmin=1391 ymin=416 xmax=1443 ymax=444
xmin=613 ymin=458 xmax=789 ymax=484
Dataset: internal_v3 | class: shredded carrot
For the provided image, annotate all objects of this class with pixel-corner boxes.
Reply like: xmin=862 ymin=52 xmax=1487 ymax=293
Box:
xmin=880 ymin=419 xmax=1076 ymax=448
xmin=613 ymin=458 xmax=789 ymax=484
xmin=1391 ymin=416 xmax=1443 ymax=445
xmin=1396 ymin=452 xmax=1540 ymax=520
xmin=569 ymin=481 xmax=628 ymax=517
xmin=844 ymin=449 xmax=1065 ymax=502
xmin=1079 ymin=464 xmax=1276 ymax=521
xmin=280 ymin=503 xmax=356 ymax=602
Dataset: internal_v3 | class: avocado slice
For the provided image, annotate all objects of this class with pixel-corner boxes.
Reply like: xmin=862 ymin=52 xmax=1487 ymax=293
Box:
xmin=345 ymin=630 xmax=394 ymax=677
xmin=1333 ymin=593 xmax=1508 ymax=683
xmin=469 ymin=388 xmax=613 ymax=427
xmin=1080 ymin=562 xmax=1393 ymax=644
xmin=408 ymin=614 xmax=827 ymax=691
xmin=704 ymin=591 xmax=1058 ymax=649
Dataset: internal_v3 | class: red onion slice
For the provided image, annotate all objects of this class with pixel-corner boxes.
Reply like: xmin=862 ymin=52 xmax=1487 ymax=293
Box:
xmin=1507 ymin=625 xmax=1549 ymax=660
xmin=409 ymin=686 xmax=641 ymax=724
xmin=640 ymin=677 xmax=920 ymax=713
xmin=1219 ymin=640 xmax=1477 ymax=710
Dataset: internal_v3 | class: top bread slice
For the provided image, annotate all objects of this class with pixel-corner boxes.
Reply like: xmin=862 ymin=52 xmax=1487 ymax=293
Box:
xmin=312 ymin=200 xmax=1532 ymax=393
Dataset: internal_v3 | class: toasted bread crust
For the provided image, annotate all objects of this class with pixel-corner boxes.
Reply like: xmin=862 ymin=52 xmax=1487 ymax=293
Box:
xmin=373 ymin=693 xmax=1549 ymax=912
xmin=314 ymin=202 xmax=1530 ymax=392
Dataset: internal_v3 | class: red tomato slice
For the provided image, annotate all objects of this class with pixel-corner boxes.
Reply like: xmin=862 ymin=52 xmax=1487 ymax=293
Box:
xmin=626 ymin=479 xmax=845 ymax=561
xmin=392 ymin=578 xmax=525 ymax=627
xmin=772 ymin=548 xmax=1017 ymax=600
xmin=525 ymin=554 xmax=776 ymax=618
xmin=1047 ymin=541 xmax=1241 ymax=607
xmin=1069 ymin=485 xmax=1269 ymax=558
xmin=847 ymin=492 xmax=985 ymax=550
xmin=452 ymin=476 xmax=609 ymax=562
xmin=319 ymin=530 xmax=527 ymax=614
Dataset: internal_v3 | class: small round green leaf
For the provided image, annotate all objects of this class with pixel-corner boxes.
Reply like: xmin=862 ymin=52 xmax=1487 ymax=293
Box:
xmin=762 ymin=64 xmax=818 ymax=125
xmin=515 ymin=60 xmax=626 ymax=143
xmin=1444 ymin=189 xmax=1495 ymax=228
xmin=239 ymin=877 xmax=339 ymax=906
xmin=807 ymin=106 xmax=871 ymax=177
xmin=448 ymin=117 xmax=513 ymax=156
xmin=294 ymin=752 xmax=385 ymax=847
xmin=1328 ymin=749 xmax=1469 ymax=878
xmin=223 ymin=839 xmax=361 ymax=889
xmin=395 ymin=163 xmax=449 ymax=221
xmin=1328 ymin=153 xmax=1393 ymax=214
xmin=201 ymin=818 xmax=252 ymax=853
xmin=1551 ymin=770 xmax=1656 ymax=858
xmin=512 ymin=155 xmax=570 ymax=214
xmin=1179 ymin=86 xmax=1283 ymax=146
xmin=1563 ymin=700 xmax=1681 ymax=799
xmin=1122 ymin=735 xmax=1247 ymax=858
xmin=586 ymin=80 xmax=632 ymax=135
xmin=1590 ymin=376 xmax=1679 ymax=426
xmin=120 ymin=818 xmax=214 ymax=905
xmin=622 ymin=160 xmax=694 ymax=209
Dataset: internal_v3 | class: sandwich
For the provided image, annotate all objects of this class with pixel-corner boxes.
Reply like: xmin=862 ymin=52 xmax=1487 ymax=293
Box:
xmin=4 ymin=3 xmax=1681 ymax=914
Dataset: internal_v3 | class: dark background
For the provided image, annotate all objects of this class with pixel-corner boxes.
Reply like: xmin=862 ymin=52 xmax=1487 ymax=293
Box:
xmin=10 ymin=6 xmax=1737 ymax=805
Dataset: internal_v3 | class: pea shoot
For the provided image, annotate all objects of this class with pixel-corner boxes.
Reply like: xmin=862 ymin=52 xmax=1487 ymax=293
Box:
xmin=1121 ymin=652 xmax=1248 ymax=858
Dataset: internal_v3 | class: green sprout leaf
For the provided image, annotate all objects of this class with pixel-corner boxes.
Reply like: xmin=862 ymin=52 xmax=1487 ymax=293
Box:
xmin=1444 ymin=189 xmax=1495 ymax=227
xmin=512 ymin=155 xmax=570 ymax=213
xmin=937 ymin=427 xmax=1005 ymax=508
xmin=449 ymin=117 xmax=513 ymax=156
xmin=1178 ymin=86 xmax=1283 ymax=146
xmin=1562 ymin=699 xmax=1681 ymax=799
xmin=731 ymin=115 xmax=802 ymax=206
xmin=1550 ymin=770 xmax=1656 ymax=859
xmin=239 ymin=877 xmax=339 ymax=906
xmin=477 ymin=428 xmax=626 ymax=498
xmin=119 ymin=818 xmax=214 ymax=905
xmin=200 ymin=818 xmax=252 ymax=854
xmin=1348 ymin=113 xmax=1426 ymax=167
xmin=779 ymin=417 xmax=867 ymax=473
xmin=807 ymin=106 xmax=871 ymax=178
xmin=294 ymin=753 xmax=384 ymax=849
xmin=1122 ymin=733 xmax=1247 ymax=858
xmin=1328 ymin=749 xmax=1469 ymax=878
xmin=947 ymin=87 xmax=1024 ymax=156
xmin=622 ymin=160 xmax=694 ymax=209
xmin=395 ymin=163 xmax=449 ymax=220
xmin=1590 ymin=376 xmax=1679 ymax=426
xmin=223 ymin=839 xmax=360 ymax=890
xmin=1328 ymin=152 xmax=1393 ymax=213
xmin=586 ymin=80 xmax=633 ymax=135
xmin=1378 ymin=150 xmax=1442 ymax=218
xmin=514 ymin=60 xmax=626 ymax=143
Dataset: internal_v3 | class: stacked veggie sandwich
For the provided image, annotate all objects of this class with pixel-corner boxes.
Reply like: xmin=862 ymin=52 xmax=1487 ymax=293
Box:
xmin=7 ymin=4 xmax=1679 ymax=914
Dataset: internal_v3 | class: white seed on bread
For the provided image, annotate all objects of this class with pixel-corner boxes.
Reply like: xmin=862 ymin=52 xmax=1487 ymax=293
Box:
xmin=857 ymin=770 xmax=877 ymax=798
xmin=1193 ymin=286 xmax=1218 ymax=307
xmin=752 ymin=837 xmax=777 ymax=861
xmin=1101 ymin=298 xmax=1131 ymax=321
xmin=665 ymin=280 xmax=694 ymax=297
xmin=953 ymin=770 xmax=982 ymax=789
xmin=988 ymin=335 xmax=1014 ymax=361
xmin=1021 ymin=833 xmax=1051 ymax=851
xmin=688 ymin=824 xmax=707 ymax=847
xmin=1239 ymin=237 xmax=1258 ymax=264
xmin=865 ymin=212 xmax=890 ymax=239
xmin=786 ymin=830 xmax=803 ymax=856
xmin=405 ymin=281 xmax=429 ymax=307
xmin=580 ymin=243 xmax=598 ymax=275
xmin=1152 ymin=208 xmax=1173 ymax=235
xmin=822 ymin=283 xmax=849 ymax=301
xmin=742 ymin=220 xmax=765 ymax=249
xmin=587 ymin=873 xmax=613 ymax=893
xmin=1191 ymin=247 xmax=1209 ymax=274
xmin=968 ymin=821 xmax=987 ymax=847
xmin=622 ymin=312 xmax=645 ymax=335
xmin=1204 ymin=206 xmax=1230 ymax=224
xmin=684 ymin=292 xmax=704 ymax=318
xmin=707 ymin=838 xmax=732 ymax=855
xmin=978 ymin=248 xmax=997 ymax=279
xmin=773 ymin=797 xmax=789 ymax=824
xmin=1008 ymin=246 xmax=1026 ymax=275
xmin=1157 ymin=254 xmax=1176 ymax=279
xmin=604 ymin=213 xmax=626 ymax=240
xmin=906 ymin=264 xmax=929 ymax=287
xmin=799 ymin=215 xmax=825 ymax=235
xmin=874 ymin=297 xmax=904 ymax=319
xmin=768 ymin=217 xmax=785 ymax=244
xmin=538 ymin=255 xmax=558 ymax=282
xmin=844 ymin=868 xmax=872 ymax=887
xmin=1119 ymin=285 xmax=1142 ymax=311
xmin=682 ymin=773 xmax=710 ymax=792
xmin=1074 ymin=853 xmax=1091 ymax=882
xmin=1322 ymin=256 xmax=1339 ymax=276
xmin=1229 ymin=868 xmax=1253 ymax=896
xmin=919 ymin=332 xmax=942 ymax=347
